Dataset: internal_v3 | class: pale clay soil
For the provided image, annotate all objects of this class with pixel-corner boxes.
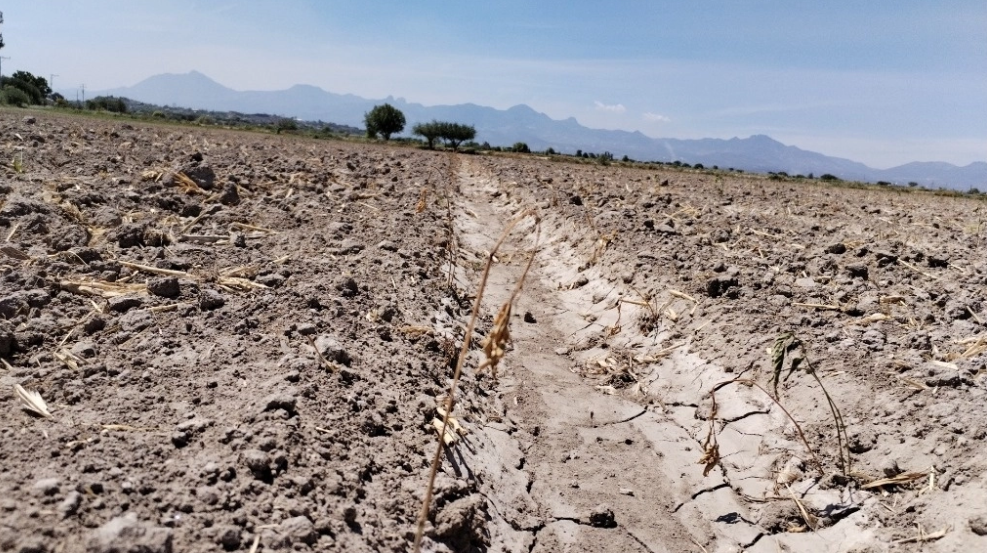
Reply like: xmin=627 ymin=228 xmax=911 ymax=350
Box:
xmin=1 ymin=110 xmax=986 ymax=552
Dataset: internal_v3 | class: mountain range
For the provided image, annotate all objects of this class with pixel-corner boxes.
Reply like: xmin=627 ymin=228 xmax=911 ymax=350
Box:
xmin=96 ymin=71 xmax=986 ymax=190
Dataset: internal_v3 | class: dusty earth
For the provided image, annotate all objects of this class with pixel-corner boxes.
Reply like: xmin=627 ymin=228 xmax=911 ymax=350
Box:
xmin=1 ymin=109 xmax=986 ymax=553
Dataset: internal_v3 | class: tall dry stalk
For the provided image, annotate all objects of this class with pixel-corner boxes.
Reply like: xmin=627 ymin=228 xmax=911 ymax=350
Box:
xmin=412 ymin=209 xmax=541 ymax=552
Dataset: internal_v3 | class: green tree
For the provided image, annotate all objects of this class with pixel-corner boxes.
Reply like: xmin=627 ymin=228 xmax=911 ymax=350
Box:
xmin=364 ymin=103 xmax=405 ymax=140
xmin=412 ymin=121 xmax=443 ymax=149
xmin=439 ymin=122 xmax=476 ymax=151
xmin=0 ymin=10 xmax=5 ymax=51
xmin=511 ymin=142 xmax=531 ymax=153
xmin=11 ymin=71 xmax=50 ymax=98
xmin=1 ymin=77 xmax=41 ymax=105
xmin=1 ymin=86 xmax=30 ymax=107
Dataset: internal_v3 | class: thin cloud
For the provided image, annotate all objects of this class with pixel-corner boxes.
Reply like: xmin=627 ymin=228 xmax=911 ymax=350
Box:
xmin=643 ymin=112 xmax=670 ymax=123
xmin=594 ymin=101 xmax=626 ymax=113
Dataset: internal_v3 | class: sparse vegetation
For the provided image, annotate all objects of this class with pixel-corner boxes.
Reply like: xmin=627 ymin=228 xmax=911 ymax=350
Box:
xmin=274 ymin=117 xmax=299 ymax=133
xmin=86 ymin=95 xmax=128 ymax=113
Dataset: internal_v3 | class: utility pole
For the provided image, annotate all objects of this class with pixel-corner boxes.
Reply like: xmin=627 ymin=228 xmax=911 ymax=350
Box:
xmin=50 ymin=74 xmax=58 ymax=95
xmin=0 ymin=56 xmax=9 ymax=82
xmin=80 ymin=84 xmax=85 ymax=104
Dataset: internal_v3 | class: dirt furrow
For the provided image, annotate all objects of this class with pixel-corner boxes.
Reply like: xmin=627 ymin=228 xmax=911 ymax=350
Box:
xmin=453 ymin=159 xmax=728 ymax=552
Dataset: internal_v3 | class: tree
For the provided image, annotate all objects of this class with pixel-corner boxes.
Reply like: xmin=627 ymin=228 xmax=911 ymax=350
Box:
xmin=0 ymin=10 xmax=5 ymax=51
xmin=412 ymin=121 xmax=443 ymax=149
xmin=411 ymin=120 xmax=476 ymax=150
xmin=1 ymin=86 xmax=29 ymax=107
xmin=1 ymin=71 xmax=50 ymax=105
xmin=364 ymin=103 xmax=405 ymax=140
xmin=439 ymin=123 xmax=476 ymax=151
xmin=11 ymin=71 xmax=50 ymax=98
xmin=511 ymin=142 xmax=530 ymax=153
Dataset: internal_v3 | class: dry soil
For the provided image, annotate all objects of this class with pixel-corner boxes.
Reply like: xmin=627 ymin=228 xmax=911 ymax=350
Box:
xmin=2 ymin=110 xmax=986 ymax=553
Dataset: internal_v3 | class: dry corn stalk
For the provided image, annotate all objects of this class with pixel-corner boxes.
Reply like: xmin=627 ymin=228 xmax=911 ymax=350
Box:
xmin=1 ymin=245 xmax=32 ymax=261
xmin=173 ymin=172 xmax=209 ymax=195
xmin=217 ymin=277 xmax=268 ymax=291
xmin=119 ymin=261 xmax=190 ymax=278
xmin=478 ymin=303 xmax=511 ymax=380
xmin=698 ymin=389 xmax=721 ymax=477
xmin=430 ymin=419 xmax=458 ymax=445
xmin=436 ymin=406 xmax=467 ymax=437
xmin=60 ymin=279 xmax=147 ymax=298
xmin=14 ymin=384 xmax=53 ymax=418
xmin=54 ymin=348 xmax=82 ymax=371
xmin=893 ymin=526 xmax=949 ymax=544
xmin=416 ymin=187 xmax=428 ymax=213
xmin=414 ymin=209 xmax=540 ymax=553
xmin=861 ymin=471 xmax=928 ymax=490
xmin=141 ymin=169 xmax=164 ymax=182
xmin=786 ymin=483 xmax=819 ymax=531
xmin=604 ymin=302 xmax=623 ymax=338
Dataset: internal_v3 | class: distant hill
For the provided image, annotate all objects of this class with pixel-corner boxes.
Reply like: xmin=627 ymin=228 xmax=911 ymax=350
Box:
xmin=97 ymin=71 xmax=986 ymax=190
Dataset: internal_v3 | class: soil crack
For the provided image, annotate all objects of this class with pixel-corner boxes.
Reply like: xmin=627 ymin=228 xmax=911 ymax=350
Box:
xmin=721 ymin=407 xmax=772 ymax=424
xmin=674 ymin=483 xmax=730 ymax=512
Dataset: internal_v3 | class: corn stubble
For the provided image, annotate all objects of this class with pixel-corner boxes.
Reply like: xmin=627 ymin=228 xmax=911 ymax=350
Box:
xmin=412 ymin=209 xmax=541 ymax=553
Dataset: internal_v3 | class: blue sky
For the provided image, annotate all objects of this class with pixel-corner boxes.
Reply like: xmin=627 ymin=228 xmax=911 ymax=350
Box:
xmin=2 ymin=1 xmax=984 ymax=167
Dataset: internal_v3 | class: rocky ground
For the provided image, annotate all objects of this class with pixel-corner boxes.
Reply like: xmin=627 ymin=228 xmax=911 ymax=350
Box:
xmin=1 ymin=109 xmax=986 ymax=552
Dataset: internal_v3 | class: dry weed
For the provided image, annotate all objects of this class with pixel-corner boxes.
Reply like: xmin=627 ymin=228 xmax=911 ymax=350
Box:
xmin=769 ymin=332 xmax=851 ymax=475
xmin=413 ymin=209 xmax=540 ymax=553
xmin=701 ymin=375 xmax=825 ymax=478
